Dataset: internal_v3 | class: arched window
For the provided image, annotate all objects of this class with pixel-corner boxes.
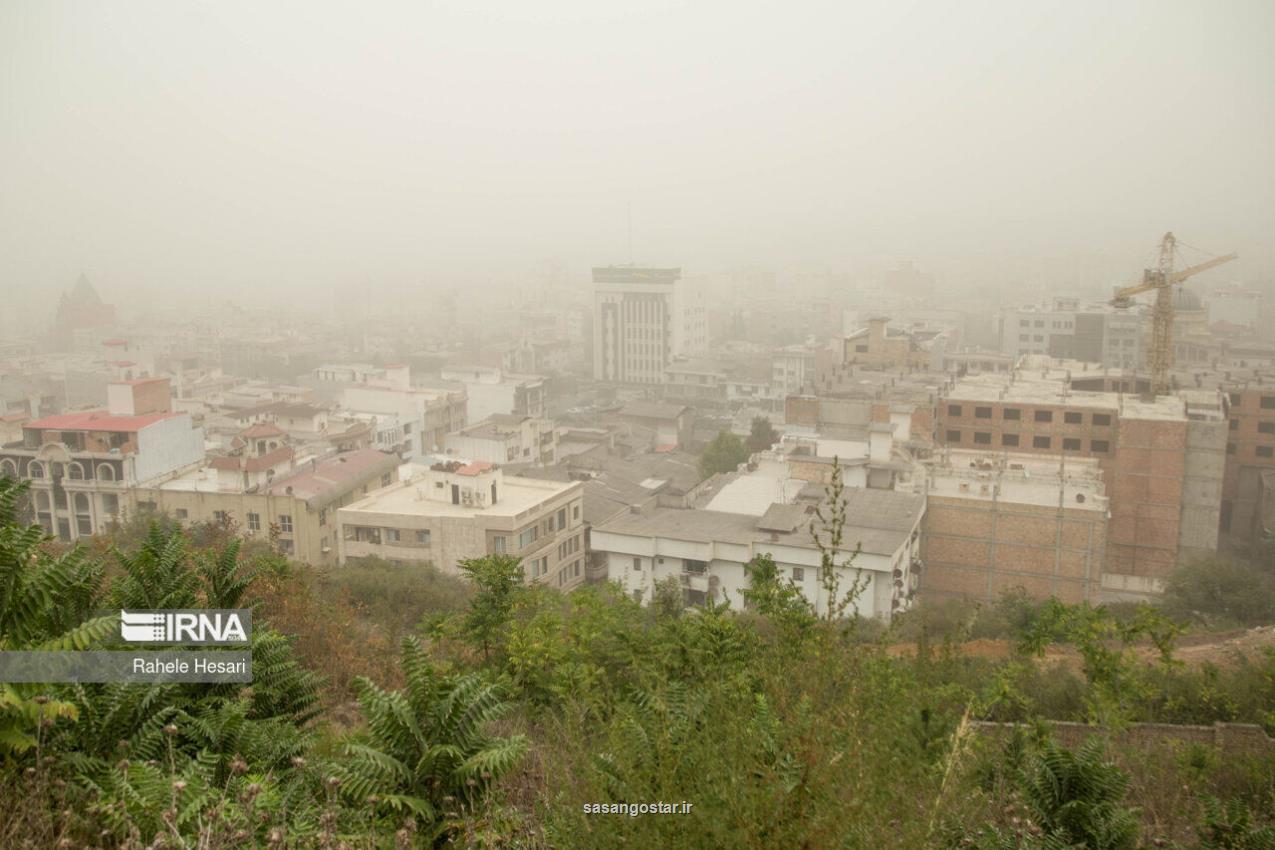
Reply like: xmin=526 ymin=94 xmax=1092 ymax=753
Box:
xmin=74 ymin=493 xmax=90 ymax=512
xmin=68 ymin=462 xmax=85 ymax=480
xmin=28 ymin=461 xmax=44 ymax=479
xmin=96 ymin=464 xmax=115 ymax=482
xmin=0 ymin=459 xmax=16 ymax=479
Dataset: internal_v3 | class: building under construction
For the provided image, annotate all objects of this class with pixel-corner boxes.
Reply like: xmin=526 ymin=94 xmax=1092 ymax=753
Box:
xmin=932 ymin=356 xmax=1227 ymax=600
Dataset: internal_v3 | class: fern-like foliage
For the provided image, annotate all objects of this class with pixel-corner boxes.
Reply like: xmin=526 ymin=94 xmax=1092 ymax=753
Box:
xmin=107 ymin=521 xmax=201 ymax=610
xmin=0 ymin=478 xmax=107 ymax=753
xmin=333 ymin=634 xmax=527 ymax=830
xmin=1197 ymin=797 xmax=1275 ymax=850
xmin=1018 ymin=738 xmax=1140 ymax=850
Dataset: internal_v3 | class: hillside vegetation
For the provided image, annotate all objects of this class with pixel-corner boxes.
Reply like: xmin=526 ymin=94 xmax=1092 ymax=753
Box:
xmin=0 ymin=476 xmax=1273 ymax=848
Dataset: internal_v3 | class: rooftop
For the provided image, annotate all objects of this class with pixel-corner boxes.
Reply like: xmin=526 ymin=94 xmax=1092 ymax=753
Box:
xmin=924 ymin=449 xmax=1107 ymax=510
xmin=340 ymin=464 xmax=577 ymax=520
xmin=25 ymin=410 xmax=183 ymax=433
xmin=618 ymin=401 xmax=689 ymax=420
xmin=597 ymin=485 xmax=924 ymax=556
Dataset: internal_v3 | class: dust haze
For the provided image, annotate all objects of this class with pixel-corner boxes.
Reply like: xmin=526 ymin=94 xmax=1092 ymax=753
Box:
xmin=1 ymin=0 xmax=1271 ymax=313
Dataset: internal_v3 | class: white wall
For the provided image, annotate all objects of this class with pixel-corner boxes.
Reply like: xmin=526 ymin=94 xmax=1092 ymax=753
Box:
xmin=133 ymin=417 xmax=204 ymax=484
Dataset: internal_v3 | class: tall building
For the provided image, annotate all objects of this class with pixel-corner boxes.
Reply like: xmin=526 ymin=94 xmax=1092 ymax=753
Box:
xmin=592 ymin=266 xmax=706 ymax=383
xmin=1000 ymin=297 xmax=1142 ymax=369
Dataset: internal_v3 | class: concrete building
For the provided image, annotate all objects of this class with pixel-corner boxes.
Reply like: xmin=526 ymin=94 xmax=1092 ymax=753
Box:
xmin=337 ymin=460 xmax=586 ymax=588
xmin=443 ymin=414 xmax=558 ymax=466
xmin=433 ymin=366 xmax=544 ymax=423
xmin=591 ymin=487 xmax=925 ymax=619
xmin=143 ymin=447 xmax=400 ymax=564
xmin=1216 ymin=377 xmax=1275 ymax=544
xmin=917 ymin=449 xmax=1109 ymax=604
xmin=0 ymin=378 xmax=204 ymax=540
xmin=935 ymin=358 xmax=1227 ymax=599
xmin=1000 ymin=298 xmax=1143 ymax=369
xmin=841 ymin=317 xmax=933 ymax=370
xmin=592 ymin=266 xmax=708 ymax=384
xmin=614 ymin=401 xmax=692 ymax=450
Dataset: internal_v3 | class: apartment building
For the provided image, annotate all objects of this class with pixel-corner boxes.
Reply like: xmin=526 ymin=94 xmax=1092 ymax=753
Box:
xmin=935 ymin=359 xmax=1227 ymax=598
xmin=1213 ymin=376 xmax=1275 ymax=543
xmin=0 ymin=378 xmax=204 ymax=540
xmin=592 ymin=487 xmax=924 ymax=619
xmin=143 ymin=446 xmax=400 ymax=564
xmin=337 ymin=460 xmax=586 ymax=589
xmin=841 ymin=317 xmax=933 ymax=370
xmin=428 ymin=366 xmax=544 ymax=424
xmin=443 ymin=414 xmax=558 ymax=465
xmin=592 ymin=266 xmax=708 ymax=384
xmin=917 ymin=449 xmax=1109 ymax=604
xmin=1000 ymin=298 xmax=1143 ymax=369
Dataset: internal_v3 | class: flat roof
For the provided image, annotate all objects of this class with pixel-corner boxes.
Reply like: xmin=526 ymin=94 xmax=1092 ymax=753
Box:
xmin=926 ymin=450 xmax=1107 ymax=510
xmin=944 ymin=371 xmax=1185 ymax=420
xmin=340 ymin=469 xmax=577 ymax=520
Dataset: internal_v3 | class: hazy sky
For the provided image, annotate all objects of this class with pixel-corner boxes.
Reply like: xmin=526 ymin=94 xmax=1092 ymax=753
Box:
xmin=1 ymin=0 xmax=1272 ymax=303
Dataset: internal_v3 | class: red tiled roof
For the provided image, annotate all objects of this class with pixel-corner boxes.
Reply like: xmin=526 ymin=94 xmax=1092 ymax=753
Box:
xmin=110 ymin=360 xmax=136 ymax=367
xmin=654 ymin=443 xmax=677 ymax=453
xmin=102 ymin=338 xmax=128 ymax=347
xmin=25 ymin=410 xmax=182 ymax=433
xmin=208 ymin=446 xmax=295 ymax=474
xmin=240 ymin=423 xmax=286 ymax=439
xmin=456 ymin=460 xmax=495 ymax=476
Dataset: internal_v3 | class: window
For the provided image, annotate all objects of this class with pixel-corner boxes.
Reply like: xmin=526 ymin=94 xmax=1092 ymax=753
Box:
xmin=1001 ymin=433 xmax=1019 ymax=447
xmin=1003 ymin=408 xmax=1020 ymax=420
xmin=974 ymin=407 xmax=992 ymax=419
xmin=1092 ymin=414 xmax=1112 ymax=426
xmin=573 ymin=504 xmax=580 ymax=520
xmin=1064 ymin=412 xmax=1082 ymax=424
xmin=1262 ymin=397 xmax=1275 ymax=410
xmin=1259 ymin=446 xmax=1274 ymax=458
xmin=974 ymin=432 xmax=991 ymax=445
xmin=318 ymin=509 xmax=327 ymax=526
xmin=1091 ymin=440 xmax=1110 ymax=453
xmin=947 ymin=404 xmax=962 ymax=417
xmin=247 ymin=512 xmax=261 ymax=532
xmin=278 ymin=539 xmax=293 ymax=555
xmin=175 ymin=508 xmax=188 ymax=520
xmin=518 ymin=527 xmax=538 ymax=549
xmin=1033 ymin=436 xmax=1051 ymax=449
xmin=1227 ymin=443 xmax=1237 ymax=455
xmin=1063 ymin=438 xmax=1081 ymax=451
xmin=1034 ymin=410 xmax=1053 ymax=422
xmin=1260 ymin=423 xmax=1275 ymax=435
xmin=945 ymin=429 xmax=961 ymax=443
xmin=381 ymin=473 xmax=392 ymax=487
xmin=213 ymin=510 xmax=228 ymax=524
xmin=792 ymin=567 xmax=805 ymax=582
xmin=557 ymin=508 xmax=567 ymax=530
xmin=279 ymin=514 xmax=293 ymax=533
xmin=1229 ymin=393 xmax=1241 ymax=406
xmin=632 ymin=557 xmax=642 ymax=572
xmin=492 ymin=535 xmax=506 ymax=553
xmin=386 ymin=528 xmax=400 ymax=542
xmin=1230 ymin=419 xmax=1239 ymax=431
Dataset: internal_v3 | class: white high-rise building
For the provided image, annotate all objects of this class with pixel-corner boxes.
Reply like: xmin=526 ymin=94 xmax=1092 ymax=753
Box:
xmin=592 ymin=266 xmax=706 ymax=383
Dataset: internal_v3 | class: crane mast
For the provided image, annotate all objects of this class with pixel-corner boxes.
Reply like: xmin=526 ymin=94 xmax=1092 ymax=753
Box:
xmin=1110 ymin=232 xmax=1237 ymax=397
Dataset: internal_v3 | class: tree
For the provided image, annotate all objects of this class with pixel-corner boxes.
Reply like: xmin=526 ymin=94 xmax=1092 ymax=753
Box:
xmin=746 ymin=416 xmax=779 ymax=453
xmin=699 ymin=430 xmax=750 ymax=478
xmin=808 ymin=460 xmax=869 ymax=621
xmin=458 ymin=554 xmax=526 ymax=661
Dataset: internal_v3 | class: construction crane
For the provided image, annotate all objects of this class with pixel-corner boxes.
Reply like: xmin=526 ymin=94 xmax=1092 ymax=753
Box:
xmin=1110 ymin=232 xmax=1237 ymax=396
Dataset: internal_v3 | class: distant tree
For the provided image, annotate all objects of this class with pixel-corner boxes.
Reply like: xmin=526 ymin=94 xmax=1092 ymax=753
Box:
xmin=699 ymin=430 xmax=750 ymax=478
xmin=746 ymin=416 xmax=779 ymax=453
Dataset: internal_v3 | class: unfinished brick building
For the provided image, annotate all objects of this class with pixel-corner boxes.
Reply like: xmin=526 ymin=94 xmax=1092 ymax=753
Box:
xmin=933 ymin=358 xmax=1226 ymax=600
xmin=917 ymin=450 xmax=1108 ymax=603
